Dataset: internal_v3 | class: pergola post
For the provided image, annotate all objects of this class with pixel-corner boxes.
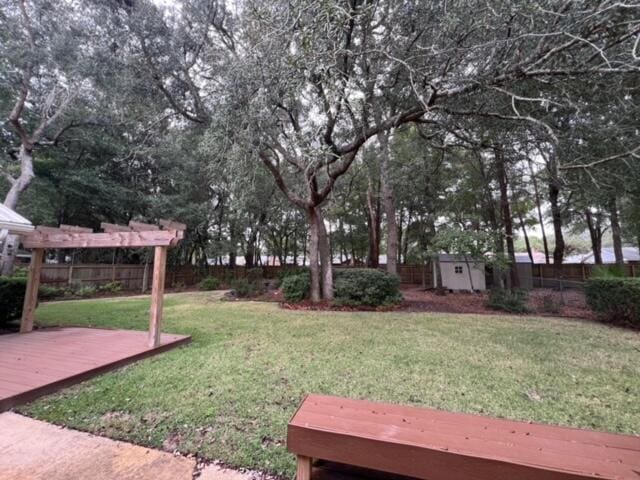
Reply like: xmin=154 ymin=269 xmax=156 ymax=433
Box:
xmin=148 ymin=245 xmax=168 ymax=348
xmin=20 ymin=248 xmax=44 ymax=333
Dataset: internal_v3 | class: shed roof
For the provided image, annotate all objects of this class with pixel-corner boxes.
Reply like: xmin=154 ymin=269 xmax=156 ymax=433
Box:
xmin=438 ymin=253 xmax=485 ymax=264
xmin=0 ymin=204 xmax=34 ymax=235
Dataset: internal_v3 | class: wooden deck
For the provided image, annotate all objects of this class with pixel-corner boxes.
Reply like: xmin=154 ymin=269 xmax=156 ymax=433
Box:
xmin=0 ymin=327 xmax=191 ymax=412
xmin=288 ymin=394 xmax=640 ymax=480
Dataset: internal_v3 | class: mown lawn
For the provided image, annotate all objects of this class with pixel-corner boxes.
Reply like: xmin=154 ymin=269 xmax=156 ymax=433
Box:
xmin=20 ymin=292 xmax=640 ymax=477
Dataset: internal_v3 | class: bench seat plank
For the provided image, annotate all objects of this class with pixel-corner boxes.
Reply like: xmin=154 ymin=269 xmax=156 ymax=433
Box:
xmin=287 ymin=394 xmax=640 ymax=480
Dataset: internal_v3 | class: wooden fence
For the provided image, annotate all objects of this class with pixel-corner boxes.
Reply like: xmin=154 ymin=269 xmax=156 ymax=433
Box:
xmin=39 ymin=262 xmax=637 ymax=291
xmin=532 ymin=263 xmax=637 ymax=288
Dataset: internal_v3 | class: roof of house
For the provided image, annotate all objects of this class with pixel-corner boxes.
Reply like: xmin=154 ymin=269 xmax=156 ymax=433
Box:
xmin=564 ymin=247 xmax=640 ymax=264
xmin=0 ymin=204 xmax=34 ymax=235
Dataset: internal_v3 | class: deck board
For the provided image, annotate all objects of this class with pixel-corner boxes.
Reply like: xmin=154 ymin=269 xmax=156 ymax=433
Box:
xmin=288 ymin=394 xmax=640 ymax=480
xmin=0 ymin=327 xmax=191 ymax=411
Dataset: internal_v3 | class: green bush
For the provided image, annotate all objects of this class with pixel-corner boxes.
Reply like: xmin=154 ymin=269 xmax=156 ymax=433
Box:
xmin=98 ymin=281 xmax=123 ymax=293
xmin=591 ymin=265 xmax=626 ymax=278
xmin=585 ymin=278 xmax=640 ymax=325
xmin=231 ymin=278 xmax=262 ymax=298
xmin=246 ymin=268 xmax=264 ymax=282
xmin=282 ymin=273 xmax=311 ymax=302
xmin=76 ymin=285 xmax=98 ymax=297
xmin=279 ymin=266 xmax=310 ymax=281
xmin=0 ymin=276 xmax=27 ymax=326
xmin=333 ymin=268 xmax=402 ymax=307
xmin=487 ymin=288 xmax=529 ymax=313
xmin=39 ymin=285 xmax=66 ymax=300
xmin=199 ymin=276 xmax=220 ymax=291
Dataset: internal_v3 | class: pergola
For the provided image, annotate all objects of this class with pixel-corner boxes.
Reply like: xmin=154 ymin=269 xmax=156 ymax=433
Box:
xmin=20 ymin=220 xmax=186 ymax=347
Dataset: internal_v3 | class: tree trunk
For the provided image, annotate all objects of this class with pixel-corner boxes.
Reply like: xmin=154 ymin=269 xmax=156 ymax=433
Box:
xmin=609 ymin=197 xmax=624 ymax=267
xmin=495 ymin=147 xmax=519 ymax=289
xmin=366 ymin=177 xmax=381 ymax=268
xmin=518 ymin=213 xmax=533 ymax=264
xmin=528 ymin=159 xmax=550 ymax=264
xmin=584 ymin=210 xmax=603 ymax=265
xmin=307 ymin=208 xmax=321 ymax=302
xmin=315 ymin=207 xmax=333 ymax=301
xmin=378 ymin=130 xmax=398 ymax=275
xmin=1 ymin=145 xmax=36 ymax=275
xmin=549 ymin=165 xmax=565 ymax=272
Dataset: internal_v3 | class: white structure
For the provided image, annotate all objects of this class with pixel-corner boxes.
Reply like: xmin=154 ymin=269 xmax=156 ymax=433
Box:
xmin=0 ymin=204 xmax=34 ymax=235
xmin=438 ymin=254 xmax=486 ymax=291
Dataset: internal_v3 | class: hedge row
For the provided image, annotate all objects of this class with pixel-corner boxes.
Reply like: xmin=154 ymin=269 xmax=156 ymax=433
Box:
xmin=585 ymin=278 xmax=640 ymax=325
xmin=0 ymin=276 xmax=27 ymax=327
xmin=282 ymin=268 xmax=402 ymax=307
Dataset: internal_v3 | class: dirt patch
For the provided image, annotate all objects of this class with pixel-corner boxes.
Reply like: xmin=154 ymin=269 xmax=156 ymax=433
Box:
xmin=400 ymin=286 xmax=595 ymax=320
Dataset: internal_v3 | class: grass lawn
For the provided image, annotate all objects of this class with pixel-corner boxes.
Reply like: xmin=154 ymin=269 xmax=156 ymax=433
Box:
xmin=20 ymin=292 xmax=640 ymax=477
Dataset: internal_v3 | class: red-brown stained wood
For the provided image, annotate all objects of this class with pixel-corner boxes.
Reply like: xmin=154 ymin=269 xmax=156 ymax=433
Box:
xmin=128 ymin=220 xmax=160 ymax=231
xmin=59 ymin=224 xmax=93 ymax=233
xmin=0 ymin=328 xmax=190 ymax=412
xmin=20 ymin=248 xmax=44 ymax=333
xmin=22 ymin=230 xmax=179 ymax=249
xmin=159 ymin=219 xmax=187 ymax=231
xmin=148 ymin=246 xmax=167 ymax=348
xmin=287 ymin=394 xmax=640 ymax=480
xmin=100 ymin=222 xmax=133 ymax=232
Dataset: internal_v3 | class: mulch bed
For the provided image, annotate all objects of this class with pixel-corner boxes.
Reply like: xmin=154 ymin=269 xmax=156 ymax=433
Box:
xmin=399 ymin=286 xmax=596 ymax=320
xmin=255 ymin=286 xmax=597 ymax=320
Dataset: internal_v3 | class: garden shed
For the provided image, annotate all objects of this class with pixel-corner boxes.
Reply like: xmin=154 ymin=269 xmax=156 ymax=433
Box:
xmin=438 ymin=254 xmax=486 ymax=292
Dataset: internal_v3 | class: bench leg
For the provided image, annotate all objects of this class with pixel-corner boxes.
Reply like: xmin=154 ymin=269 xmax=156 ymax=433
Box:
xmin=296 ymin=455 xmax=312 ymax=480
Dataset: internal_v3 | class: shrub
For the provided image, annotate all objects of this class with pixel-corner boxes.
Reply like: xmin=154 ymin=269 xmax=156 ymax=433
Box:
xmin=333 ymin=268 xmax=402 ymax=307
xmin=279 ymin=266 xmax=310 ymax=281
xmin=199 ymin=276 xmax=220 ymax=291
xmin=282 ymin=273 xmax=311 ymax=302
xmin=591 ymin=265 xmax=626 ymax=278
xmin=99 ymin=281 xmax=123 ymax=293
xmin=231 ymin=278 xmax=262 ymax=298
xmin=39 ymin=285 xmax=66 ymax=300
xmin=585 ymin=278 xmax=640 ymax=325
xmin=246 ymin=268 xmax=264 ymax=282
xmin=0 ymin=276 xmax=27 ymax=326
xmin=487 ymin=288 xmax=529 ymax=313
xmin=76 ymin=285 xmax=98 ymax=297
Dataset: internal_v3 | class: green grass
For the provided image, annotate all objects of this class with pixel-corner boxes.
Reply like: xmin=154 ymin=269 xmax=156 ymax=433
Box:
xmin=20 ymin=292 xmax=640 ymax=476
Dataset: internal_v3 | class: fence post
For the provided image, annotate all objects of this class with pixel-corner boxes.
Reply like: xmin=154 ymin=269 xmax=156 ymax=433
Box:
xmin=68 ymin=264 xmax=74 ymax=286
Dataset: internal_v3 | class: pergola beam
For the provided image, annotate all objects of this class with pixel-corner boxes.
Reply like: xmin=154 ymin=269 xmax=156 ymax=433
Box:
xmin=59 ymin=224 xmax=93 ymax=233
xmin=100 ymin=222 xmax=133 ymax=233
xmin=129 ymin=221 xmax=159 ymax=231
xmin=23 ymin=230 xmax=181 ymax=249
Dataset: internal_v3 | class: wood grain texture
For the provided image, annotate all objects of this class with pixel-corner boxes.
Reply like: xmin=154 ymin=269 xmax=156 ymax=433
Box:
xmin=287 ymin=394 xmax=640 ymax=480
xmin=23 ymin=230 xmax=179 ymax=249
xmin=100 ymin=222 xmax=133 ymax=232
xmin=297 ymin=456 xmax=312 ymax=480
xmin=149 ymin=246 xmax=167 ymax=348
xmin=159 ymin=219 xmax=187 ymax=231
xmin=59 ymin=224 xmax=93 ymax=233
xmin=0 ymin=328 xmax=190 ymax=412
xmin=128 ymin=221 xmax=160 ymax=231
xmin=19 ymin=248 xmax=44 ymax=333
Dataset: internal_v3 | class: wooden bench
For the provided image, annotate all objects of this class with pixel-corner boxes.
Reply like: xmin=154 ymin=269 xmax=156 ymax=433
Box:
xmin=287 ymin=394 xmax=640 ymax=480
